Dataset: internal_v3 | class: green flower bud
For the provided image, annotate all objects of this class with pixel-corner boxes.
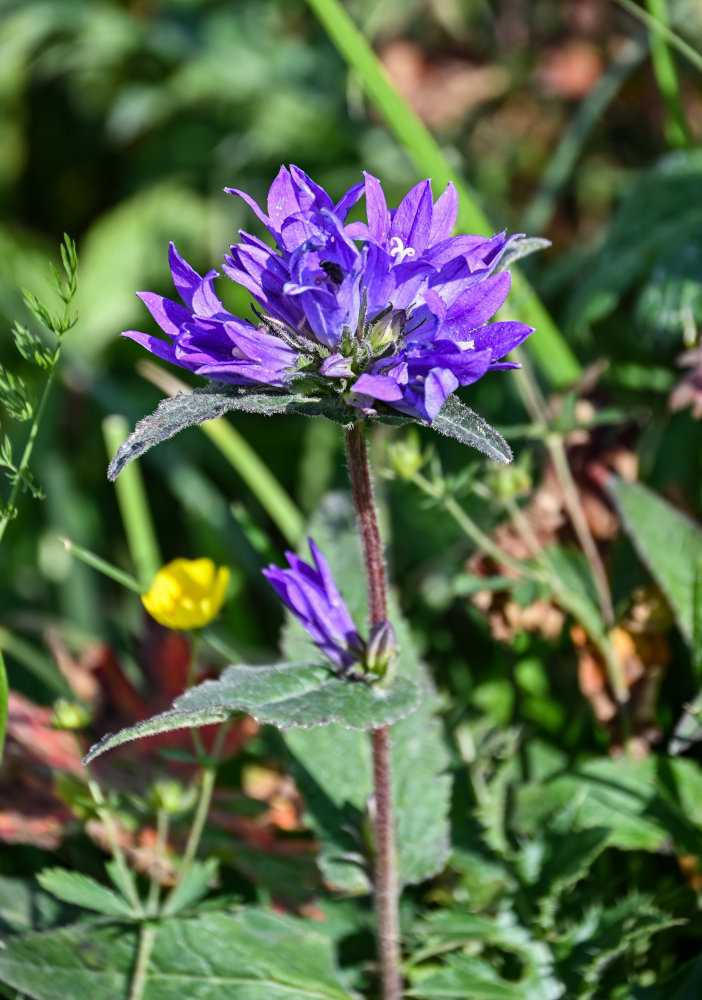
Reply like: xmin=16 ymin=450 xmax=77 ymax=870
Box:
xmin=51 ymin=699 xmax=93 ymax=730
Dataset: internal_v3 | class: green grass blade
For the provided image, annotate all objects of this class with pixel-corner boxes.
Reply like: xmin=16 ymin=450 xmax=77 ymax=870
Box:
xmin=305 ymin=0 xmax=581 ymax=388
xmin=644 ymin=0 xmax=693 ymax=148
xmin=103 ymin=414 xmax=162 ymax=590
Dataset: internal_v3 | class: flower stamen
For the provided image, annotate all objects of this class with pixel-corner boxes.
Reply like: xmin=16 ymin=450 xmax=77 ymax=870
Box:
xmin=389 ymin=237 xmax=416 ymax=264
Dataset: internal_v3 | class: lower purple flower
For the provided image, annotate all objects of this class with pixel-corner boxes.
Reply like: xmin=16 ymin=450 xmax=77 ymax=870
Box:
xmin=125 ymin=166 xmax=534 ymax=424
xmin=263 ymin=539 xmax=364 ymax=675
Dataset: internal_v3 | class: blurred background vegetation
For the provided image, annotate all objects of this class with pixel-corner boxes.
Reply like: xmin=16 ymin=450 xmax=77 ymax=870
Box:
xmin=3 ymin=1 xmax=702 ymax=996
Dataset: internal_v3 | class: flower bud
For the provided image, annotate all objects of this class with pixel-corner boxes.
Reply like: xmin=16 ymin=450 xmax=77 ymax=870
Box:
xmin=51 ymin=699 xmax=92 ymax=730
xmin=150 ymin=779 xmax=198 ymax=816
xmin=386 ymin=430 xmax=425 ymax=480
xmin=142 ymin=557 xmax=229 ymax=630
xmin=364 ymin=620 xmax=398 ymax=679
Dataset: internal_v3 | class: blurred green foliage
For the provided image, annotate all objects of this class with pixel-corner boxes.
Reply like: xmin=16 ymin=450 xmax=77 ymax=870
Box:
xmin=3 ymin=0 xmax=702 ymax=997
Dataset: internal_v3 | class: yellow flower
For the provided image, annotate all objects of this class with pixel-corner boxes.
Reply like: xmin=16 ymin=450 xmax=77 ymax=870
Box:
xmin=141 ymin=558 xmax=230 ymax=630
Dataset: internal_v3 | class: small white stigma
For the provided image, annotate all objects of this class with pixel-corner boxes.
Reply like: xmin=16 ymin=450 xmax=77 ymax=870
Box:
xmin=389 ymin=236 xmax=416 ymax=264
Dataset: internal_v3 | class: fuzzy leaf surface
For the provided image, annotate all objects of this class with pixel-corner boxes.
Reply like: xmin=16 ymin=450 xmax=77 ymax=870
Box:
xmin=84 ymin=661 xmax=420 ymax=763
xmin=428 ymin=395 xmax=512 ymax=463
xmin=0 ymin=909 xmax=358 ymax=999
xmin=107 ymin=385 xmax=350 ymax=480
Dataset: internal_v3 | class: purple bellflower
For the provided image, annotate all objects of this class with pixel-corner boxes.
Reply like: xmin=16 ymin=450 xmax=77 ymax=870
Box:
xmin=125 ymin=166 xmax=533 ymax=424
xmin=263 ymin=539 xmax=364 ymax=676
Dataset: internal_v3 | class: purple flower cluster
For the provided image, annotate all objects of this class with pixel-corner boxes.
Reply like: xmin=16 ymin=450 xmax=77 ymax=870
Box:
xmin=126 ymin=166 xmax=533 ymax=423
xmin=263 ymin=539 xmax=363 ymax=675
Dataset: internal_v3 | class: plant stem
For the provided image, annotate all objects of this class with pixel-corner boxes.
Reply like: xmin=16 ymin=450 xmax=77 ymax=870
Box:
xmin=0 ymin=649 xmax=8 ymax=767
xmin=0 ymin=364 xmax=57 ymax=546
xmin=87 ymin=775 xmax=144 ymax=915
xmin=644 ymin=0 xmax=692 ymax=148
xmin=146 ymin=809 xmax=169 ymax=918
xmin=345 ymin=422 xmax=402 ymax=1000
xmin=128 ymin=923 xmax=156 ymax=1000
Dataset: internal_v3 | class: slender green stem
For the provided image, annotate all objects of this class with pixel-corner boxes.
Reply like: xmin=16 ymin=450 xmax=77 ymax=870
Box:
xmin=103 ymin=414 xmax=162 ymax=590
xmin=644 ymin=0 xmax=692 ymax=147
xmin=0 ymin=364 xmax=57 ymax=546
xmin=177 ymin=766 xmax=217 ymax=880
xmin=128 ymin=923 xmax=157 ymax=1000
xmin=305 ymin=0 xmax=581 ymax=389
xmin=345 ymin=422 xmax=402 ymax=1000
xmin=87 ymin=775 xmax=143 ymax=915
xmin=60 ymin=537 xmax=142 ymax=593
xmin=0 ymin=649 xmax=8 ymax=767
xmin=146 ymin=810 xmax=169 ymax=918
xmin=616 ymin=0 xmax=702 ymax=75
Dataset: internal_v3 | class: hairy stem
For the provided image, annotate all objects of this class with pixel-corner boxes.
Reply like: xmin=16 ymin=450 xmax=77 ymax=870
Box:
xmin=345 ymin=421 xmax=402 ymax=1000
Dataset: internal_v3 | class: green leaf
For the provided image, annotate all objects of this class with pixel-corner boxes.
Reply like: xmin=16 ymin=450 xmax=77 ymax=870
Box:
xmin=609 ymin=476 xmax=702 ymax=646
xmin=406 ymin=953 xmax=558 ymax=1000
xmin=161 ymin=859 xmax=218 ymax=917
xmin=493 ymin=237 xmax=552 ymax=273
xmin=429 ymin=396 xmax=512 ymax=464
xmin=0 ymin=909 xmax=358 ymax=999
xmin=513 ymin=755 xmax=702 ymax=856
xmin=107 ymin=384 xmax=353 ymax=480
xmin=36 ymin=869 xmax=134 ymax=918
xmin=556 ymin=895 xmax=680 ymax=999
xmin=0 ymin=876 xmax=77 ymax=937
xmin=669 ymin=684 xmax=702 ymax=755
xmin=284 ymin=493 xmax=452 ymax=891
xmin=569 ymin=149 xmax=702 ymax=342
xmin=84 ymin=661 xmax=420 ymax=763
xmin=632 ymin=954 xmax=702 ymax=999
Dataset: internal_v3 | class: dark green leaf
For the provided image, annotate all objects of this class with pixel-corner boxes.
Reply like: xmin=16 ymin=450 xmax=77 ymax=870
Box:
xmin=569 ymin=150 xmax=702 ymax=342
xmin=107 ymin=384 xmax=353 ymax=480
xmin=406 ymin=953 xmax=555 ymax=1000
xmin=284 ymin=493 xmax=452 ymax=891
xmin=0 ymin=909 xmax=358 ymax=999
xmin=83 ymin=661 xmax=420 ymax=763
xmin=609 ymin=476 xmax=702 ymax=646
xmin=429 ymin=395 xmax=512 ymax=464
xmin=632 ymin=954 xmax=702 ymax=1000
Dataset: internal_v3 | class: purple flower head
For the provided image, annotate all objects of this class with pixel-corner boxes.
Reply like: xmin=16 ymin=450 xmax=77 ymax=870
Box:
xmin=263 ymin=538 xmax=364 ymax=675
xmin=125 ymin=166 xmax=533 ymax=423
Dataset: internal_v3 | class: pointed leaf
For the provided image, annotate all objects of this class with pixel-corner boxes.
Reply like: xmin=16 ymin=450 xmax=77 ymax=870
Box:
xmin=0 ymin=910 xmax=358 ymax=999
xmin=493 ymin=237 xmax=552 ymax=273
xmin=161 ymin=859 xmax=218 ymax=917
xmin=36 ymin=869 xmax=134 ymax=918
xmin=609 ymin=476 xmax=702 ymax=646
xmin=429 ymin=395 xmax=512 ymax=463
xmin=84 ymin=661 xmax=420 ymax=763
xmin=107 ymin=385 xmax=352 ymax=480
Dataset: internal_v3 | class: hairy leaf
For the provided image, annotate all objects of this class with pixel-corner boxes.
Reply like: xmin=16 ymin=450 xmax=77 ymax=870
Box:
xmin=429 ymin=395 xmax=512 ymax=463
xmin=0 ymin=909 xmax=358 ymax=999
xmin=83 ymin=661 xmax=420 ymax=763
xmin=493 ymin=237 xmax=552 ymax=273
xmin=107 ymin=385 xmax=351 ymax=480
xmin=609 ymin=476 xmax=702 ymax=646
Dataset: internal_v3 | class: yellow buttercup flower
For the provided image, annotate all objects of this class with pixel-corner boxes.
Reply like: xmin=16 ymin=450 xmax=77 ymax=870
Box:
xmin=141 ymin=558 xmax=230 ymax=630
